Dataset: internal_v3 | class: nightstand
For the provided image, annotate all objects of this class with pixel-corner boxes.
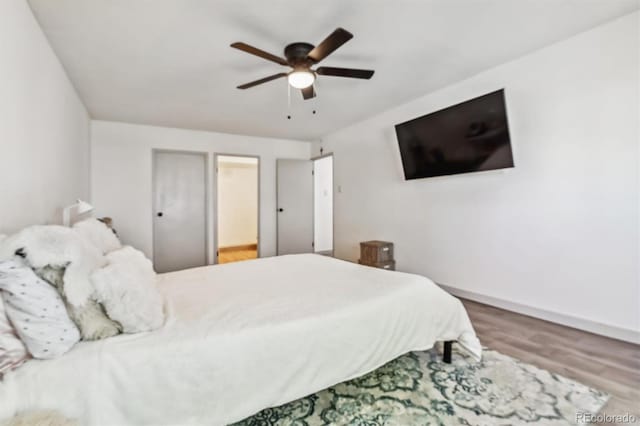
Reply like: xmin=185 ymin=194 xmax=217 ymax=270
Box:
xmin=358 ymin=240 xmax=395 ymax=270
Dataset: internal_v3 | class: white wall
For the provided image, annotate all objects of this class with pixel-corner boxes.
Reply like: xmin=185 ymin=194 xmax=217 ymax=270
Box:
xmin=217 ymin=159 xmax=258 ymax=248
xmin=314 ymin=12 xmax=639 ymax=342
xmin=314 ymin=156 xmax=334 ymax=252
xmin=91 ymin=120 xmax=311 ymax=261
xmin=0 ymin=0 xmax=90 ymax=234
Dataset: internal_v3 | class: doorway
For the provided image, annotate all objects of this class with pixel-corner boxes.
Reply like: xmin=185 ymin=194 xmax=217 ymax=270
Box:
xmin=215 ymin=155 xmax=259 ymax=264
xmin=153 ymin=150 xmax=207 ymax=273
xmin=313 ymin=155 xmax=333 ymax=255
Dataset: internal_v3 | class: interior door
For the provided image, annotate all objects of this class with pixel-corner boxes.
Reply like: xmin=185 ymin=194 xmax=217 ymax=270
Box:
xmin=277 ymin=159 xmax=313 ymax=255
xmin=153 ymin=151 xmax=207 ymax=273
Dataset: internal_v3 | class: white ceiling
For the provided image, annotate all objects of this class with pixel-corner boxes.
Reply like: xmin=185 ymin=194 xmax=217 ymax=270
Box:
xmin=28 ymin=0 xmax=638 ymax=141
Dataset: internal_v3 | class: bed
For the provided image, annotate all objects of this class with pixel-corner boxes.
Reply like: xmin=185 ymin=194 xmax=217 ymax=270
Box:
xmin=0 ymin=254 xmax=481 ymax=425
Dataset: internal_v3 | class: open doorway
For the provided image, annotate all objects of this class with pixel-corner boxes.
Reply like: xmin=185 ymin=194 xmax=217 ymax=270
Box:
xmin=313 ymin=155 xmax=333 ymax=255
xmin=215 ymin=155 xmax=259 ymax=264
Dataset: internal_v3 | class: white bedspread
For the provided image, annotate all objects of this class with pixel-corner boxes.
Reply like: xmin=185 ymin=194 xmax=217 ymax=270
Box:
xmin=0 ymin=254 xmax=480 ymax=425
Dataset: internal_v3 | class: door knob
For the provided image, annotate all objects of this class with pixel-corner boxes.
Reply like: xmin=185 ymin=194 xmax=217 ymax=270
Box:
xmin=157 ymin=212 xmax=163 ymax=217
xmin=278 ymin=208 xmax=284 ymax=212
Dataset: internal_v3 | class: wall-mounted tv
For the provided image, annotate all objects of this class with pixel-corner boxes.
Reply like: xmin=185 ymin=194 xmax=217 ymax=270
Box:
xmin=395 ymin=89 xmax=514 ymax=180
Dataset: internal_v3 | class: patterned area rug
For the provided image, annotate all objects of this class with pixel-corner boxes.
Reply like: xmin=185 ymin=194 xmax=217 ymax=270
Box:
xmin=233 ymin=346 xmax=608 ymax=425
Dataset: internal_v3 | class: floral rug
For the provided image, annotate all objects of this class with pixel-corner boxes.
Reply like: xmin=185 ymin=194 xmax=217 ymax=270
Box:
xmin=233 ymin=346 xmax=608 ymax=425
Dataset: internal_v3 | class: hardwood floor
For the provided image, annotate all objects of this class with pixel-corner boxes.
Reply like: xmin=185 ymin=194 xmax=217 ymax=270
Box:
xmin=462 ymin=299 xmax=640 ymax=424
xmin=218 ymin=248 xmax=257 ymax=264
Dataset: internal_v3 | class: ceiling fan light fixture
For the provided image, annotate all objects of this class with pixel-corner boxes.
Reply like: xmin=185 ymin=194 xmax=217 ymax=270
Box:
xmin=288 ymin=70 xmax=315 ymax=89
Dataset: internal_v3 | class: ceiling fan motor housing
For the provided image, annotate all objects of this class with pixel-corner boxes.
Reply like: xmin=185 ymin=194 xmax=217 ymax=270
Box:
xmin=284 ymin=42 xmax=316 ymax=69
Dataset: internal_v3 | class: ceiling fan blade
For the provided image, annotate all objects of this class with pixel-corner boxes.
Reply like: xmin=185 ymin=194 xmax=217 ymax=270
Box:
xmin=301 ymin=85 xmax=316 ymax=100
xmin=231 ymin=42 xmax=288 ymax=66
xmin=307 ymin=28 xmax=353 ymax=63
xmin=316 ymin=67 xmax=375 ymax=79
xmin=237 ymin=73 xmax=287 ymax=89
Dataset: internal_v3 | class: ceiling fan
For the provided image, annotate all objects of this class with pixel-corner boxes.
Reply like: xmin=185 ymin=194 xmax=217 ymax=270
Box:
xmin=231 ymin=28 xmax=374 ymax=100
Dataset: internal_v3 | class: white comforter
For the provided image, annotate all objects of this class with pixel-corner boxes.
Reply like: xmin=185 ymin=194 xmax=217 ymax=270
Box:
xmin=0 ymin=254 xmax=480 ymax=425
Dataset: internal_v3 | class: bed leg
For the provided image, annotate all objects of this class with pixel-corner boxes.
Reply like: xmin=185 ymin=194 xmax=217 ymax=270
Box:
xmin=443 ymin=341 xmax=453 ymax=364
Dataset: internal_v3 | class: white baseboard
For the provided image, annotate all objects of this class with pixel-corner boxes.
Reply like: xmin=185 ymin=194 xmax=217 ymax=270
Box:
xmin=439 ymin=284 xmax=640 ymax=344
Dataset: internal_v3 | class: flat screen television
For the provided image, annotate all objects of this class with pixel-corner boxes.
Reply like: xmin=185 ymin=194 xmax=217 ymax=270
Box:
xmin=395 ymin=89 xmax=514 ymax=180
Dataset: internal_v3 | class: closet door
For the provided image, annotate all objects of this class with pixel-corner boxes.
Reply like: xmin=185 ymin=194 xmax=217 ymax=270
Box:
xmin=276 ymin=159 xmax=313 ymax=255
xmin=153 ymin=151 xmax=207 ymax=273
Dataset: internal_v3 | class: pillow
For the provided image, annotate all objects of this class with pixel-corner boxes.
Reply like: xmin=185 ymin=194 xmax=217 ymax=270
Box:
xmin=73 ymin=218 xmax=121 ymax=255
xmin=0 ymin=224 xmax=120 ymax=341
xmin=0 ymin=295 xmax=29 ymax=376
xmin=33 ymin=265 xmax=122 ymax=342
xmin=91 ymin=246 xmax=164 ymax=333
xmin=0 ymin=258 xmax=80 ymax=359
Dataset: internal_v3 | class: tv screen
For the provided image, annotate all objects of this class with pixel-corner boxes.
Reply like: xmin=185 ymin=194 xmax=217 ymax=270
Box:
xmin=395 ymin=89 xmax=514 ymax=180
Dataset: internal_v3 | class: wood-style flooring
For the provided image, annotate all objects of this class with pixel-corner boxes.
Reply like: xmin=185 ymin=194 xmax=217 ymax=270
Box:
xmin=462 ymin=299 xmax=639 ymax=424
xmin=218 ymin=248 xmax=257 ymax=264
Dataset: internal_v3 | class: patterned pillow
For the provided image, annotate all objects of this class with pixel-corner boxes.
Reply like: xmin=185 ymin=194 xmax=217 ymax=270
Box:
xmin=0 ymin=295 xmax=29 ymax=376
xmin=0 ymin=258 xmax=80 ymax=359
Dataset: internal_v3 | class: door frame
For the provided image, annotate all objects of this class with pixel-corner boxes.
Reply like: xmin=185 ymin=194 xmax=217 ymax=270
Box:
xmin=311 ymin=152 xmax=335 ymax=256
xmin=213 ymin=153 xmax=261 ymax=264
xmin=151 ymin=149 xmax=210 ymax=269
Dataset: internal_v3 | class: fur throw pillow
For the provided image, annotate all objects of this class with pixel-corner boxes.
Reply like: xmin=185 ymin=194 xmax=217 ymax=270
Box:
xmin=91 ymin=247 xmax=164 ymax=333
xmin=72 ymin=219 xmax=121 ymax=255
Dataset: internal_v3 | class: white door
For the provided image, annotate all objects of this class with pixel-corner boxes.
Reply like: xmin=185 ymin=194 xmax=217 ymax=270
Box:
xmin=313 ymin=155 xmax=333 ymax=253
xmin=153 ymin=151 xmax=207 ymax=273
xmin=277 ymin=159 xmax=313 ymax=255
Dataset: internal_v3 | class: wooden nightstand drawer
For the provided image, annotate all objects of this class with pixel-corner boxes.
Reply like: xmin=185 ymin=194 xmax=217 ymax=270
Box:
xmin=358 ymin=259 xmax=396 ymax=271
xmin=359 ymin=241 xmax=394 ymax=263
